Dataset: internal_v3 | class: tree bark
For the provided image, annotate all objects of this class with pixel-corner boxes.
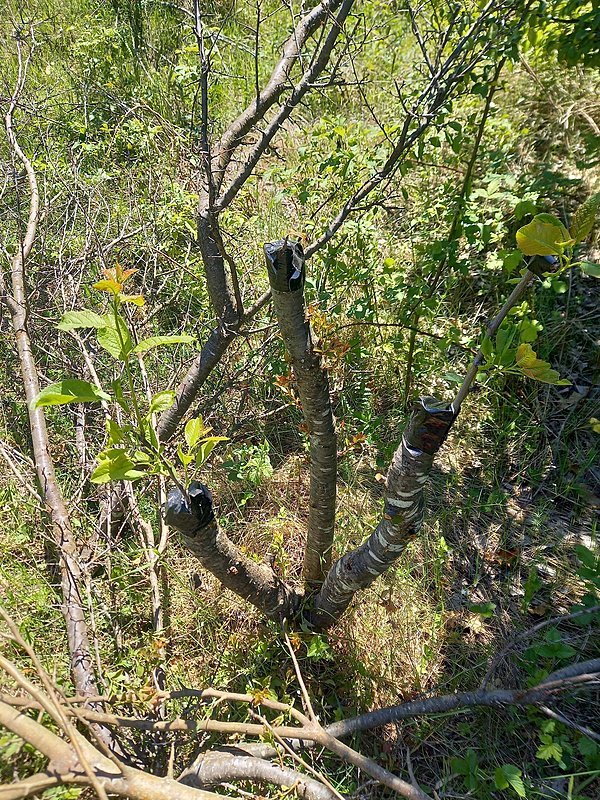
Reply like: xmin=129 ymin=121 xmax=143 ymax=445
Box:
xmin=310 ymin=398 xmax=455 ymax=629
xmin=180 ymin=749 xmax=339 ymax=800
xmin=156 ymin=0 xmax=352 ymax=442
xmin=265 ymin=239 xmax=337 ymax=588
xmin=163 ymin=482 xmax=300 ymax=619
xmin=156 ymin=211 xmax=238 ymax=441
xmin=156 ymin=323 xmax=234 ymax=442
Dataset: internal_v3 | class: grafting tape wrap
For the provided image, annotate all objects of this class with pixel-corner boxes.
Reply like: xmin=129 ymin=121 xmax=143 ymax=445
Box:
xmin=406 ymin=396 xmax=455 ymax=455
xmin=163 ymin=481 xmax=215 ymax=536
xmin=527 ymin=254 xmax=559 ymax=279
xmin=264 ymin=239 xmax=305 ymax=293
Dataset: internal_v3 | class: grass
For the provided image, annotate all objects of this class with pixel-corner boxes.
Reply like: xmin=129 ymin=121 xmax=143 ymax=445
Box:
xmin=1 ymin=0 xmax=600 ymax=796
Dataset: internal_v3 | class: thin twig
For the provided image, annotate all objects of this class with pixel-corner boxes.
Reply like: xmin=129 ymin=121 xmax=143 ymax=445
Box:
xmin=283 ymin=624 xmax=318 ymax=722
xmin=481 ymin=604 xmax=600 ymax=689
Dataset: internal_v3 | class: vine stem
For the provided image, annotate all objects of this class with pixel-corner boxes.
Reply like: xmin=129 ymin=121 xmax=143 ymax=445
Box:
xmin=452 ymin=269 xmax=535 ymax=413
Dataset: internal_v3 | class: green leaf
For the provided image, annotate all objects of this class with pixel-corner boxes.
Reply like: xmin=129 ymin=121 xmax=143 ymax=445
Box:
xmin=111 ymin=379 xmax=129 ymax=413
xmin=442 ymin=371 xmax=463 ymax=384
xmin=184 ymin=417 xmax=211 ymax=450
xmin=451 ymin=749 xmax=480 ymax=790
xmin=494 ymin=765 xmax=526 ymax=797
xmin=57 ymin=309 xmax=108 ymax=331
xmin=537 ymin=736 xmax=563 ymax=764
xmin=306 ymin=634 xmax=333 ymax=660
xmin=132 ymin=334 xmax=194 ymax=354
xmin=503 ymin=250 xmax=523 ymax=273
xmin=496 ymin=325 xmax=515 ymax=355
xmin=120 ymin=294 xmax=145 ymax=306
xmin=132 ymin=450 xmax=153 ymax=464
xmin=93 ymin=278 xmax=121 ymax=294
xmin=514 ymin=199 xmax=538 ymax=221
xmin=97 ymin=315 xmax=132 ymax=361
xmin=481 ymin=334 xmax=494 ymax=360
xmin=90 ymin=449 xmax=147 ymax=483
xmin=177 ymin=445 xmax=194 ymax=468
xmin=32 ymin=379 xmax=110 ymax=408
xmin=570 ymin=192 xmax=600 ymax=242
xmin=469 ymin=601 xmax=496 ymax=618
xmin=550 ymin=279 xmax=568 ymax=294
xmin=515 ymin=343 xmax=571 ymax=385
xmin=575 ymin=544 xmax=597 ymax=570
xmin=149 ymin=391 xmax=176 ymax=414
xmin=140 ymin=416 xmax=159 ymax=451
xmin=527 ymin=25 xmax=539 ymax=47
xmin=516 ymin=214 xmax=570 ymax=256
xmin=519 ymin=318 xmax=542 ymax=343
xmin=581 ymin=261 xmax=600 ymax=278
xmin=106 ymin=418 xmax=126 ymax=444
xmin=578 ymin=737 xmax=598 ymax=758
xmin=196 ymin=437 xmax=228 ymax=467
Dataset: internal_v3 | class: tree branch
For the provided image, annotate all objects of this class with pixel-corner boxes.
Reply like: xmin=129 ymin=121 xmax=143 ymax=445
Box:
xmin=216 ymin=0 xmax=355 ymax=212
xmin=310 ymin=398 xmax=455 ymax=628
xmin=324 ymin=659 xmax=600 ymax=739
xmin=156 ymin=241 xmax=271 ymax=443
xmin=181 ymin=750 xmax=340 ymax=800
xmin=2 ymin=29 xmax=113 ymax=751
xmin=305 ymin=2 xmax=523 ymax=258
xmin=163 ymin=481 xmax=301 ymax=619
xmin=213 ymin=0 xmax=346 ymax=193
xmin=452 ymin=268 xmax=536 ymax=411
xmin=265 ymin=239 xmax=337 ymax=587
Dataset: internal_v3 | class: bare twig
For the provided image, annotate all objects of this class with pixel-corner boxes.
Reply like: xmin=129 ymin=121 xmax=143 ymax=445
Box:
xmin=481 ymin=605 xmax=600 ymax=689
xmin=283 ymin=624 xmax=318 ymax=723
xmin=2 ymin=28 xmax=113 ymax=749
xmin=452 ymin=269 xmax=536 ymax=411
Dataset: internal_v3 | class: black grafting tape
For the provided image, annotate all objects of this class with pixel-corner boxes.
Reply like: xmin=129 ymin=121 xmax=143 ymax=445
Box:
xmin=264 ymin=238 xmax=305 ymax=293
xmin=163 ymin=481 xmax=215 ymax=536
xmin=407 ymin=397 xmax=455 ymax=455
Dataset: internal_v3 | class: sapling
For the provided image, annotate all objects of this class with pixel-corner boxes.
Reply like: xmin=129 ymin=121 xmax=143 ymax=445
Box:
xmin=33 ymin=263 xmax=227 ymax=495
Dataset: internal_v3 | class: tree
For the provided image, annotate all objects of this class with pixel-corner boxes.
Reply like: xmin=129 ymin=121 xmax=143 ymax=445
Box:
xmin=2 ymin=1 xmax=599 ymax=798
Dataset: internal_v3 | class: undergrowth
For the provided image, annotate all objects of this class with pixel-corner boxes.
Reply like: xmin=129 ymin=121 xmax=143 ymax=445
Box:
xmin=1 ymin=0 xmax=599 ymax=797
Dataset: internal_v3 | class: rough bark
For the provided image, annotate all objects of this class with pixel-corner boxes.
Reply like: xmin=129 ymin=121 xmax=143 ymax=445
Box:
xmin=310 ymin=398 xmax=455 ymax=629
xmin=265 ymin=239 xmax=337 ymax=587
xmin=163 ymin=482 xmax=300 ymax=619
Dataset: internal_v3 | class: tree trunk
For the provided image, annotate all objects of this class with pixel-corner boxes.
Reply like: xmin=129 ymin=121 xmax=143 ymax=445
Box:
xmin=4 ymin=41 xmax=114 ymax=750
xmin=310 ymin=398 xmax=455 ymax=629
xmin=163 ymin=482 xmax=300 ymax=619
xmin=265 ymin=239 xmax=337 ymax=588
